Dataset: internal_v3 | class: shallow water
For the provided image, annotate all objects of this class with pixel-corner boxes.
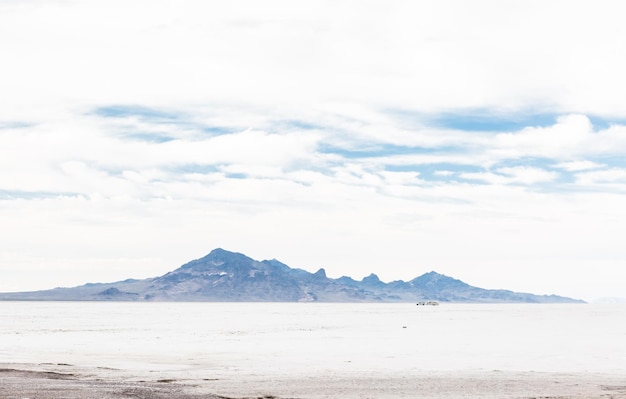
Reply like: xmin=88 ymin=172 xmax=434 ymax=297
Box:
xmin=1 ymin=302 xmax=625 ymax=376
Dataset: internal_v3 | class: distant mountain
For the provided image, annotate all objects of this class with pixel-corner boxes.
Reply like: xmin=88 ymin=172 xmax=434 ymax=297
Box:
xmin=0 ymin=248 xmax=584 ymax=303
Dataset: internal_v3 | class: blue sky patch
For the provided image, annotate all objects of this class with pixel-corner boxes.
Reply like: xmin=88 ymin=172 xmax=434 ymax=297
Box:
xmin=93 ymin=105 xmax=181 ymax=122
xmin=201 ymin=126 xmax=236 ymax=136
xmin=385 ymin=162 xmax=480 ymax=173
xmin=318 ymin=143 xmax=454 ymax=159
xmin=0 ymin=121 xmax=35 ymax=130
xmin=94 ymin=105 xmax=236 ymax=137
xmin=170 ymin=164 xmax=223 ymax=175
xmin=123 ymin=132 xmax=176 ymax=143
xmin=225 ymin=172 xmax=248 ymax=179
xmin=389 ymin=108 xmax=560 ymax=132
xmin=587 ymin=115 xmax=626 ymax=130
xmin=425 ymin=111 xmax=559 ymax=132
xmin=490 ymin=157 xmax=557 ymax=171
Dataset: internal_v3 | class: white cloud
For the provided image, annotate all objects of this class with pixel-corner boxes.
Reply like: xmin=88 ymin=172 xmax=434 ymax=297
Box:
xmin=553 ymin=160 xmax=605 ymax=172
xmin=496 ymin=166 xmax=559 ymax=185
xmin=459 ymin=172 xmax=510 ymax=185
xmin=2 ymin=1 xmax=626 ymax=117
xmin=491 ymin=114 xmax=594 ymax=159
xmin=575 ymin=168 xmax=626 ymax=186
xmin=459 ymin=167 xmax=558 ymax=186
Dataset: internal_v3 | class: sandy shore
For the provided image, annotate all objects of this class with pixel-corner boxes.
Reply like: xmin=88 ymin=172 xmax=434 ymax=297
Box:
xmin=1 ymin=363 xmax=625 ymax=399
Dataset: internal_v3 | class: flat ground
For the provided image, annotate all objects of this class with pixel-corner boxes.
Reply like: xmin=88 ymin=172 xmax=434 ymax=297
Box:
xmin=1 ymin=363 xmax=625 ymax=399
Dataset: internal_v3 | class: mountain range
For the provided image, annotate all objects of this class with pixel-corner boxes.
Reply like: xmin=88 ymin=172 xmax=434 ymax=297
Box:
xmin=0 ymin=248 xmax=584 ymax=303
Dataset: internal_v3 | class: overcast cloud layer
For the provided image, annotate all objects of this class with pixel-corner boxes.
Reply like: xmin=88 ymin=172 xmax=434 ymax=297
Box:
xmin=2 ymin=0 xmax=626 ymax=301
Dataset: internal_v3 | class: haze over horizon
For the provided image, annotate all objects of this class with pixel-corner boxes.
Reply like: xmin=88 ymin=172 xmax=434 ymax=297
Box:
xmin=2 ymin=1 xmax=626 ymax=302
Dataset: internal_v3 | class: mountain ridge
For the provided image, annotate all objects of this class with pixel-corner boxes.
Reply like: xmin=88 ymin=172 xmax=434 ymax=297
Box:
xmin=0 ymin=248 xmax=585 ymax=303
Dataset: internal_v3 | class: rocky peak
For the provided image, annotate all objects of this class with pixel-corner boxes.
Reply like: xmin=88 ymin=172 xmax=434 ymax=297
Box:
xmin=313 ymin=268 xmax=327 ymax=278
xmin=361 ymin=273 xmax=383 ymax=286
xmin=177 ymin=248 xmax=255 ymax=273
xmin=410 ymin=271 xmax=467 ymax=288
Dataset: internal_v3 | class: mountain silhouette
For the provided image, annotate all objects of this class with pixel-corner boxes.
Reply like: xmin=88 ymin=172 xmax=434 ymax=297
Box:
xmin=0 ymin=248 xmax=584 ymax=303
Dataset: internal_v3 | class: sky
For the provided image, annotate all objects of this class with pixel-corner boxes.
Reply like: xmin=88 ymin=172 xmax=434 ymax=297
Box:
xmin=2 ymin=0 xmax=626 ymax=302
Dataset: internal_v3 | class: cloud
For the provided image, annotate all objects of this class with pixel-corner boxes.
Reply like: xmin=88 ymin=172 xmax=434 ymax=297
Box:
xmin=7 ymin=107 xmax=626 ymax=208
xmin=457 ymin=167 xmax=557 ymax=186
xmin=491 ymin=114 xmax=594 ymax=159
xmin=452 ymin=115 xmax=626 ymax=178
xmin=496 ymin=167 xmax=559 ymax=185
xmin=575 ymin=168 xmax=626 ymax=186
xmin=553 ymin=160 xmax=605 ymax=172
xmin=2 ymin=1 xmax=626 ymax=118
xmin=458 ymin=172 xmax=510 ymax=185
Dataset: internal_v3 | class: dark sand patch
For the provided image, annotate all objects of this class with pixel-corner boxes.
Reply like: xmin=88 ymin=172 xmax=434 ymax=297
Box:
xmin=1 ymin=363 xmax=625 ymax=399
xmin=0 ymin=366 xmax=226 ymax=399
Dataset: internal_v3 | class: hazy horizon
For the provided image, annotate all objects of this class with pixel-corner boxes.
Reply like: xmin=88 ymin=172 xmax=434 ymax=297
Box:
xmin=2 ymin=1 xmax=626 ymax=302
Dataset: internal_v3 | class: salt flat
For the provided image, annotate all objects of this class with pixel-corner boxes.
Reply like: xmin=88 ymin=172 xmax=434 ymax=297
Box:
xmin=1 ymin=302 xmax=625 ymax=398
